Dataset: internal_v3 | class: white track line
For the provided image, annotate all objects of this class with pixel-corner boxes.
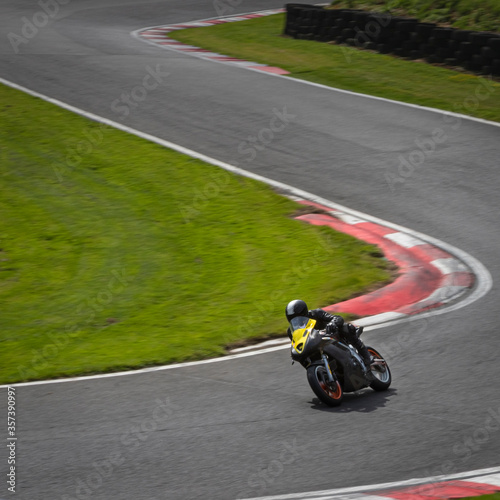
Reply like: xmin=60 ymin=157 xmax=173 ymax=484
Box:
xmin=0 ymin=68 xmax=493 ymax=388
xmin=0 ymin=344 xmax=292 ymax=388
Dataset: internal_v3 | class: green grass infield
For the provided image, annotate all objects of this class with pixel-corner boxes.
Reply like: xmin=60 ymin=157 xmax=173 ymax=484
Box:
xmin=168 ymin=13 xmax=500 ymax=123
xmin=0 ymin=83 xmax=392 ymax=383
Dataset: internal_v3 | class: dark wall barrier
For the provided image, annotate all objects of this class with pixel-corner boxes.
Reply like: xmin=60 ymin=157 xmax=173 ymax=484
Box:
xmin=284 ymin=4 xmax=500 ymax=76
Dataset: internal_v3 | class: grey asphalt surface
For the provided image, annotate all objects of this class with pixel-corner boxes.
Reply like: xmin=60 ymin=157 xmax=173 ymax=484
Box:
xmin=1 ymin=1 xmax=500 ymax=499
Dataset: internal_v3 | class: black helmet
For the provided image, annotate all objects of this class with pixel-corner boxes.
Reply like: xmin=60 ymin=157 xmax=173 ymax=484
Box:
xmin=285 ymin=300 xmax=308 ymax=323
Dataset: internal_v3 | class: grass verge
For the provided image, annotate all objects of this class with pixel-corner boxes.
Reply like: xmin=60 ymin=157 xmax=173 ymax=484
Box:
xmin=168 ymin=14 xmax=500 ymax=123
xmin=0 ymin=83 xmax=392 ymax=384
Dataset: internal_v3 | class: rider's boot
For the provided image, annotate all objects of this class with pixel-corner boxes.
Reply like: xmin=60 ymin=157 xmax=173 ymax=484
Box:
xmin=344 ymin=324 xmax=374 ymax=379
xmin=358 ymin=345 xmax=374 ymax=379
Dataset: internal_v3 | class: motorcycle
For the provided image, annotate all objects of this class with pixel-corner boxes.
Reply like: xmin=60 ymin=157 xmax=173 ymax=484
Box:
xmin=289 ymin=316 xmax=391 ymax=406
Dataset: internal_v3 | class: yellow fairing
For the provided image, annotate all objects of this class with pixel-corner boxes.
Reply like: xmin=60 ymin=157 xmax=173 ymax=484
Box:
xmin=291 ymin=318 xmax=316 ymax=354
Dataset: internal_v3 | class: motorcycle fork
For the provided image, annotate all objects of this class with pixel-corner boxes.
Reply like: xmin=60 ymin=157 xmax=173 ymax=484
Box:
xmin=321 ymin=352 xmax=335 ymax=384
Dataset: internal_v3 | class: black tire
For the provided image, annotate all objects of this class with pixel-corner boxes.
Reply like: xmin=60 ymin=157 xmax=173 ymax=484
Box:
xmin=451 ymin=29 xmax=474 ymax=42
xmin=489 ymin=39 xmax=500 ymax=52
xmin=307 ymin=364 xmax=344 ymax=406
xmin=365 ymin=41 xmax=378 ymax=51
xmin=341 ymin=28 xmax=355 ymax=39
xmin=396 ymin=21 xmax=418 ymax=33
xmin=366 ymin=347 xmax=392 ymax=391
xmin=437 ymin=47 xmax=453 ymax=58
xmin=377 ymin=43 xmax=393 ymax=54
xmin=354 ymin=11 xmax=370 ymax=26
xmin=415 ymin=23 xmax=437 ymax=38
xmin=482 ymin=46 xmax=495 ymax=61
xmin=432 ymin=28 xmax=453 ymax=40
xmin=470 ymin=32 xmax=493 ymax=46
xmin=420 ymin=43 xmax=436 ymax=56
xmin=492 ymin=59 xmax=500 ymax=76
xmin=460 ymin=41 xmax=477 ymax=55
xmin=427 ymin=55 xmax=444 ymax=64
xmin=402 ymin=40 xmax=420 ymax=51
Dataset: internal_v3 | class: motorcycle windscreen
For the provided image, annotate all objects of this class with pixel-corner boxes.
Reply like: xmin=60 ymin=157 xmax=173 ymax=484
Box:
xmin=290 ymin=316 xmax=316 ymax=355
xmin=289 ymin=316 xmax=314 ymax=333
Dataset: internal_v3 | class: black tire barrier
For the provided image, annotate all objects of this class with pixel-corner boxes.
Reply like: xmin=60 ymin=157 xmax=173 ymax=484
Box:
xmin=377 ymin=43 xmax=392 ymax=54
xmin=451 ymin=29 xmax=475 ymax=42
xmin=420 ymin=43 xmax=436 ymax=56
xmin=408 ymin=50 xmax=422 ymax=60
xmin=284 ymin=4 xmax=500 ymax=76
xmin=456 ymin=50 xmax=472 ymax=62
xmin=415 ymin=23 xmax=437 ymax=38
xmin=482 ymin=46 xmax=495 ymax=60
xmin=433 ymin=27 xmax=454 ymax=40
xmin=489 ymin=38 xmax=500 ymax=51
xmin=396 ymin=20 xmax=418 ymax=33
xmin=427 ymin=54 xmax=444 ymax=64
xmin=465 ymin=57 xmax=483 ymax=71
xmin=459 ymin=41 xmax=478 ymax=55
xmin=470 ymin=32 xmax=495 ymax=46
xmin=428 ymin=36 xmax=451 ymax=48
xmin=335 ymin=18 xmax=348 ymax=29
xmin=402 ymin=40 xmax=420 ymax=51
xmin=437 ymin=47 xmax=454 ymax=59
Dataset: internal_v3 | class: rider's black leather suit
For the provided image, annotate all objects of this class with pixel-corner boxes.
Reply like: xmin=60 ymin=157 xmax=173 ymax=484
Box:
xmin=287 ymin=308 xmax=371 ymax=364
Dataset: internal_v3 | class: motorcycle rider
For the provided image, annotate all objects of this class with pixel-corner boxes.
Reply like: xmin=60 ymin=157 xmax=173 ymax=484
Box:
xmin=285 ymin=299 xmax=373 ymax=369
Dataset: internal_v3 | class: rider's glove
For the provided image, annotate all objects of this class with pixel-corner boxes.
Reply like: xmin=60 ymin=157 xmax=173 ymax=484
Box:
xmin=346 ymin=324 xmax=363 ymax=338
xmin=332 ymin=316 xmax=344 ymax=329
xmin=346 ymin=323 xmax=357 ymax=335
xmin=325 ymin=322 xmax=338 ymax=336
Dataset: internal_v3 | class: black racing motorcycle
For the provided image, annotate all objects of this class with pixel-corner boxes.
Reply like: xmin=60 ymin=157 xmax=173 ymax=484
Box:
xmin=289 ymin=316 xmax=391 ymax=406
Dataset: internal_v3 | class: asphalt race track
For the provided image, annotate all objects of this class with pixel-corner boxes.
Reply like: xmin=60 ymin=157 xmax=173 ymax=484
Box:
xmin=1 ymin=1 xmax=500 ymax=499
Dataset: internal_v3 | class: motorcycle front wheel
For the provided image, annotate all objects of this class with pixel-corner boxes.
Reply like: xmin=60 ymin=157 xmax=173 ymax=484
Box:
xmin=367 ymin=347 xmax=392 ymax=391
xmin=307 ymin=364 xmax=344 ymax=406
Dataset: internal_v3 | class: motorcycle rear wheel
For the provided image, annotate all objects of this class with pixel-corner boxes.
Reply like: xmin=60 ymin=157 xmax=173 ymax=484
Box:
xmin=307 ymin=364 xmax=344 ymax=406
xmin=367 ymin=347 xmax=392 ymax=391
